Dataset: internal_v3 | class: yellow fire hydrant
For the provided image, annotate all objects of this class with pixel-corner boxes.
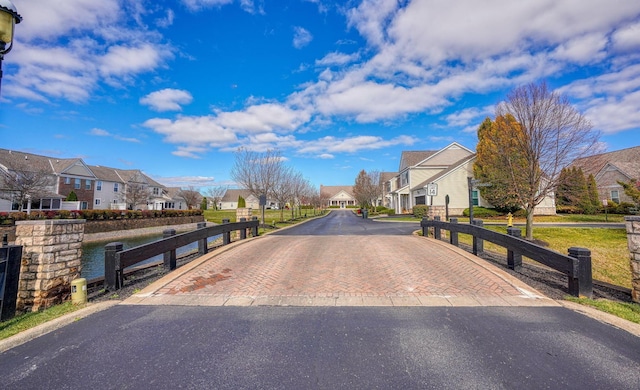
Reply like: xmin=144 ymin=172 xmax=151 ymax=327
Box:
xmin=507 ymin=212 xmax=513 ymax=227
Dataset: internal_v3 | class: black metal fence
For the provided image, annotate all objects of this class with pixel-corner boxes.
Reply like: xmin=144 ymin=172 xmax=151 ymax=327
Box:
xmin=104 ymin=218 xmax=259 ymax=291
xmin=420 ymin=217 xmax=592 ymax=298
xmin=0 ymin=237 xmax=22 ymax=321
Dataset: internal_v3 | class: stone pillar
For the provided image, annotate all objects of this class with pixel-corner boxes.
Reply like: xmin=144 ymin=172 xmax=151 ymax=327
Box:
xmin=235 ymin=208 xmax=252 ymax=240
xmin=625 ymin=216 xmax=640 ymax=303
xmin=14 ymin=219 xmax=85 ymax=312
xmin=427 ymin=206 xmax=446 ymax=220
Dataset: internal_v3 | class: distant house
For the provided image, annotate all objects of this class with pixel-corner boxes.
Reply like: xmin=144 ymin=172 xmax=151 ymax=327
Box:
xmin=0 ymin=149 xmax=91 ymax=211
xmin=0 ymin=147 xmax=186 ymax=212
xmin=320 ymin=185 xmax=357 ymax=208
xmin=219 ymin=189 xmax=260 ymax=210
xmin=386 ymin=142 xmax=556 ymax=215
xmin=571 ymin=145 xmax=640 ymax=205
xmin=379 ymin=172 xmax=397 ymax=208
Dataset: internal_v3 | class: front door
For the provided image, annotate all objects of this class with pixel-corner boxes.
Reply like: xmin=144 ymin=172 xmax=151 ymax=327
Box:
xmin=340 ymin=201 xmax=345 ymax=209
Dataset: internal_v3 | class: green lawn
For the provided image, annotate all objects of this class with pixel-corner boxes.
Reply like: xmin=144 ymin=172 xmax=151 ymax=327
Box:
xmin=453 ymin=225 xmax=631 ymax=288
xmin=0 ymin=302 xmax=83 ymax=341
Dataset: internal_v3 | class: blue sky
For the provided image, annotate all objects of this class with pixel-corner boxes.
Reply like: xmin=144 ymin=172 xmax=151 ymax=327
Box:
xmin=2 ymin=0 xmax=640 ymax=190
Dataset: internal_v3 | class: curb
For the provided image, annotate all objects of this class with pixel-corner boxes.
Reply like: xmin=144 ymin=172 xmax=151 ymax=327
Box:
xmin=559 ymin=300 xmax=640 ymax=338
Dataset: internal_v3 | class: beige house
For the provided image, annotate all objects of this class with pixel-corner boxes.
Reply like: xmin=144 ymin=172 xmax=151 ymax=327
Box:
xmin=219 ymin=189 xmax=260 ymax=210
xmin=388 ymin=143 xmax=480 ymax=215
xmin=571 ymin=145 xmax=640 ymax=205
xmin=387 ymin=142 xmax=556 ymax=216
xmin=320 ymin=185 xmax=357 ymax=208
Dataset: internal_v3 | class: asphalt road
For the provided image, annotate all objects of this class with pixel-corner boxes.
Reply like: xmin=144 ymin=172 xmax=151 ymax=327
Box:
xmin=273 ymin=209 xmax=420 ymax=236
xmin=1 ymin=210 xmax=639 ymax=389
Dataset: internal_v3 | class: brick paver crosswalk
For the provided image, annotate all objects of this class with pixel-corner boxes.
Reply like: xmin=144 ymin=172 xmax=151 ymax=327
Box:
xmin=123 ymin=234 xmax=558 ymax=307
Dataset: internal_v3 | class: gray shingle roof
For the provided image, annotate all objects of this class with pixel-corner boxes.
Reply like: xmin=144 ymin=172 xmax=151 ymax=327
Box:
xmin=571 ymin=146 xmax=640 ymax=178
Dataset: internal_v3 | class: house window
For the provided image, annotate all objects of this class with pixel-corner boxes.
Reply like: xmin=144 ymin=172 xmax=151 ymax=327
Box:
xmin=41 ymin=199 xmax=51 ymax=209
xmin=153 ymin=187 xmax=159 ymax=195
xmin=74 ymin=178 xmax=81 ymax=189
xmin=85 ymin=180 xmax=92 ymax=190
xmin=95 ymin=199 xmax=101 ymax=206
xmin=97 ymin=181 xmax=102 ymax=191
xmin=65 ymin=177 xmax=71 ymax=185
xmin=52 ymin=199 xmax=61 ymax=209
xmin=81 ymin=201 xmax=88 ymax=210
xmin=114 ymin=183 xmax=119 ymax=192
xmin=472 ymin=190 xmax=479 ymax=206
xmin=611 ymin=190 xmax=620 ymax=204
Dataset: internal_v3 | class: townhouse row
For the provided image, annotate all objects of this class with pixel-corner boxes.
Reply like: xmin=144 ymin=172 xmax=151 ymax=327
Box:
xmin=0 ymin=148 xmax=190 ymax=212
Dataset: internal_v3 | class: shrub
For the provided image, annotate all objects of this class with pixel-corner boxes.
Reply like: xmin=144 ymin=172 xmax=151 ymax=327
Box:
xmin=413 ymin=205 xmax=429 ymax=218
xmin=238 ymin=196 xmax=246 ymax=208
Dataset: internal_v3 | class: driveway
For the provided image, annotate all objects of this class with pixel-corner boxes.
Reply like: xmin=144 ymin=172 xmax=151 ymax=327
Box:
xmin=123 ymin=210 xmax=555 ymax=307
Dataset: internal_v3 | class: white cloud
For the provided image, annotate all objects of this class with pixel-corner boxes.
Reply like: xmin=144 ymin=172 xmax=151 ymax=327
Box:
xmin=612 ymin=21 xmax=640 ymax=52
xmin=156 ymin=9 xmax=175 ymax=28
xmin=316 ymin=52 xmax=360 ymax=67
xmin=445 ymin=106 xmax=494 ymax=127
xmin=14 ymin=0 xmax=121 ymax=41
xmin=89 ymin=127 xmax=140 ymax=143
xmin=90 ymin=128 xmax=111 ymax=136
xmin=297 ymin=135 xmax=416 ymax=154
xmin=182 ymin=0 xmax=234 ymax=11
xmin=140 ymin=89 xmax=194 ymax=112
xmin=5 ymin=1 xmax=173 ymax=104
xmin=155 ymin=175 xmax=216 ymax=187
xmin=293 ymin=26 xmax=313 ymax=49
xmin=142 ymin=116 xmax=238 ymax=146
xmin=318 ymin=153 xmax=334 ymax=159
xmin=99 ymin=44 xmax=170 ymax=76
xmin=214 ymin=103 xmax=311 ymax=133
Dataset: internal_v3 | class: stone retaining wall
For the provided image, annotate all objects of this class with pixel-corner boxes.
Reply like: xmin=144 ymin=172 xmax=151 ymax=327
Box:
xmin=625 ymin=216 xmax=640 ymax=303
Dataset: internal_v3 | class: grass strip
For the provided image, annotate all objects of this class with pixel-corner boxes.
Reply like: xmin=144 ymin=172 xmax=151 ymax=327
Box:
xmin=565 ymin=297 xmax=640 ymax=324
xmin=0 ymin=302 xmax=84 ymax=341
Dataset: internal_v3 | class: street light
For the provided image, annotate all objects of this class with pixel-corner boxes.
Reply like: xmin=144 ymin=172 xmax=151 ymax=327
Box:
xmin=0 ymin=0 xmax=22 ymax=95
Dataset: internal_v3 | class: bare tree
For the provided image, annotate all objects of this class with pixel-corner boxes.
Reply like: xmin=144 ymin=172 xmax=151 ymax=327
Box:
xmin=124 ymin=182 xmax=151 ymax=210
xmin=0 ymin=162 xmax=55 ymax=211
xmin=205 ymin=185 xmax=227 ymax=210
xmin=271 ymin=165 xmax=295 ymax=221
xmin=230 ymin=148 xmax=284 ymax=199
xmin=493 ymin=81 xmax=601 ymax=239
xmin=178 ymin=186 xmax=202 ymax=209
xmin=353 ymin=169 xmax=383 ymax=209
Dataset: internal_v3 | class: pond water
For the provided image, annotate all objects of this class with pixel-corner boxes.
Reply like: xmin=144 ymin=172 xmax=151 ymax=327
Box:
xmin=81 ymin=234 xmax=221 ymax=280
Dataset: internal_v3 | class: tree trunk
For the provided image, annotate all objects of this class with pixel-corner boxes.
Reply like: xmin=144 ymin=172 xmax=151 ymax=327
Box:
xmin=525 ymin=206 xmax=535 ymax=240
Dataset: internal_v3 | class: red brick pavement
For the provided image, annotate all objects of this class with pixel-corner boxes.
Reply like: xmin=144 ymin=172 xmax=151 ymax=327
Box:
xmin=124 ymin=235 xmax=558 ymax=307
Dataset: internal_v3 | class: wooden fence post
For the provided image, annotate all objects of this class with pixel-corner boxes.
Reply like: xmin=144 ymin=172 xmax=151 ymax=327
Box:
xmin=240 ymin=218 xmax=247 ymax=240
xmin=421 ymin=217 xmax=429 ymax=237
xmin=252 ymin=216 xmax=259 ymax=237
xmin=507 ymin=227 xmax=523 ymax=270
xmin=449 ymin=218 xmax=458 ymax=246
xmin=472 ymin=219 xmax=484 ymax=255
xmin=222 ymin=219 xmax=231 ymax=245
xmin=197 ymin=222 xmax=207 ymax=256
xmin=568 ymin=247 xmax=593 ymax=298
xmin=163 ymin=229 xmax=176 ymax=270
xmin=433 ymin=216 xmax=441 ymax=240
xmin=104 ymin=242 xmax=123 ymax=291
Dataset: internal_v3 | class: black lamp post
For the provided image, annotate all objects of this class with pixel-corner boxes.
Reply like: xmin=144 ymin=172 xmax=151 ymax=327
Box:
xmin=0 ymin=0 xmax=22 ymax=95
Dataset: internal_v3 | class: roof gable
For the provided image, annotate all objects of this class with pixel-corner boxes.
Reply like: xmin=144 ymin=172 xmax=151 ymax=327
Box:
xmin=572 ymin=145 xmax=640 ymax=178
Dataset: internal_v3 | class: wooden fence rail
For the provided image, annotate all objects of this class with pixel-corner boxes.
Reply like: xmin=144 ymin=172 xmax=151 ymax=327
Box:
xmin=420 ymin=217 xmax=592 ymax=298
xmin=104 ymin=218 xmax=259 ymax=290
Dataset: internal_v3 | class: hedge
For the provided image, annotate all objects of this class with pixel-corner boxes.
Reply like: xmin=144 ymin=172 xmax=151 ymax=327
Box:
xmin=0 ymin=209 xmax=203 ymax=225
